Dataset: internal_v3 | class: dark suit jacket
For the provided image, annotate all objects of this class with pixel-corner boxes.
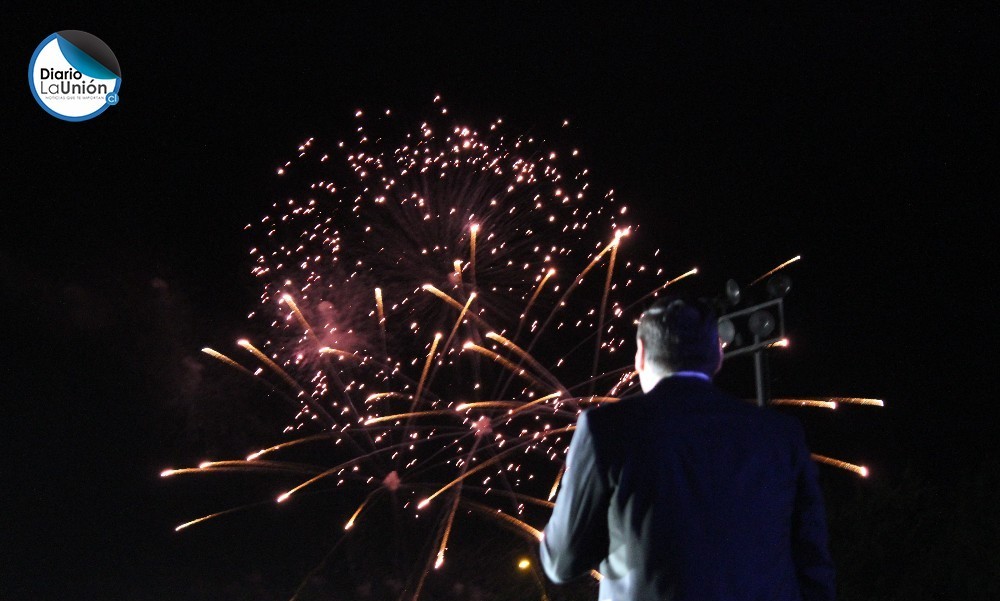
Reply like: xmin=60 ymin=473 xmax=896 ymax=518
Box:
xmin=540 ymin=375 xmax=835 ymax=601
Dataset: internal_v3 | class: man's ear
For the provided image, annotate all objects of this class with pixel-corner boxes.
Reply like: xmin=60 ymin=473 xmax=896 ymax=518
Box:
xmin=635 ymin=338 xmax=645 ymax=372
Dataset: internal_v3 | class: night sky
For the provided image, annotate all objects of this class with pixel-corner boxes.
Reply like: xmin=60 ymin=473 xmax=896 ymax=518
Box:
xmin=3 ymin=5 xmax=996 ymax=600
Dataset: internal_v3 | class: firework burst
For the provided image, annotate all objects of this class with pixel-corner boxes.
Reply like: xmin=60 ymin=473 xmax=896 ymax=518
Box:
xmin=164 ymin=101 xmax=880 ymax=599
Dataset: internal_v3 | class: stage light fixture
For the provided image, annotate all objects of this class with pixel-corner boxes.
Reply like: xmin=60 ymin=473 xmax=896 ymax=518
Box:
xmin=748 ymin=310 xmax=775 ymax=338
xmin=767 ymin=274 xmax=792 ymax=298
xmin=725 ymin=279 xmax=741 ymax=306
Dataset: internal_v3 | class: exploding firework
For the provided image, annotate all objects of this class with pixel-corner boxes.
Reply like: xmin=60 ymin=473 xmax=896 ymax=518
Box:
xmin=163 ymin=101 xmax=880 ymax=599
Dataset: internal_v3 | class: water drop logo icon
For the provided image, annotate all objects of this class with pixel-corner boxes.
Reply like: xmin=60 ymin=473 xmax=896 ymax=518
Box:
xmin=29 ymin=31 xmax=122 ymax=122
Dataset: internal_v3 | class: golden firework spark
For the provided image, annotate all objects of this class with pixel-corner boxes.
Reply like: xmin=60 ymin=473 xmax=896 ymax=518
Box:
xmin=770 ymin=399 xmax=838 ymax=410
xmin=829 ymin=397 xmax=884 ymax=407
xmin=751 ymin=255 xmax=802 ymax=286
xmin=237 ymin=339 xmax=305 ymax=394
xmin=462 ymin=342 xmax=550 ymax=391
xmin=486 ymin=332 xmax=567 ymax=394
xmin=410 ymin=332 xmax=443 ymax=414
xmin=811 ymin=453 xmax=869 ymax=477
xmin=201 ymin=347 xmax=254 ymax=377
xmin=281 ymin=293 xmax=318 ymax=342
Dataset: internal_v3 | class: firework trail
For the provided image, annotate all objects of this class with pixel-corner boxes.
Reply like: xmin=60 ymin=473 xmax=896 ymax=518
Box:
xmin=164 ymin=101 xmax=881 ymax=599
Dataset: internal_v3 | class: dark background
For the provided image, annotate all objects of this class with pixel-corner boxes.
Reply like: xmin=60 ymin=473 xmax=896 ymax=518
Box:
xmin=2 ymin=4 xmax=996 ymax=600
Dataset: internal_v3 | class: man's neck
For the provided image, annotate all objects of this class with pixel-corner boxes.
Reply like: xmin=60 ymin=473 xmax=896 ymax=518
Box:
xmin=640 ymin=370 xmax=711 ymax=392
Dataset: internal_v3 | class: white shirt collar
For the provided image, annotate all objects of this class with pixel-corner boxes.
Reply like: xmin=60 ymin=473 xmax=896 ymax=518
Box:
xmin=669 ymin=371 xmax=711 ymax=382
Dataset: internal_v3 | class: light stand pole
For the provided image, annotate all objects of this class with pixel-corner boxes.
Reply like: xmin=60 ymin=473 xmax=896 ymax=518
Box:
xmin=718 ymin=275 xmax=790 ymax=407
xmin=753 ymin=337 xmax=766 ymax=407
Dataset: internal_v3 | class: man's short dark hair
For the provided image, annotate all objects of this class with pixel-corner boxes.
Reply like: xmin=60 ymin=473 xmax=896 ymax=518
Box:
xmin=637 ymin=296 xmax=720 ymax=374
